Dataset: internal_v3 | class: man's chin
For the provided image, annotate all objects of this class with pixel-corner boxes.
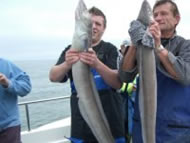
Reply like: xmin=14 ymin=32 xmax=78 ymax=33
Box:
xmin=92 ymin=34 xmax=96 ymax=38
xmin=92 ymin=36 xmax=96 ymax=42
xmin=92 ymin=39 xmax=96 ymax=44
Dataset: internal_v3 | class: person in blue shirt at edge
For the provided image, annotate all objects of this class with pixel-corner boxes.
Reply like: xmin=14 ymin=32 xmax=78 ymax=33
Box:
xmin=49 ymin=6 xmax=125 ymax=143
xmin=0 ymin=58 xmax=31 ymax=143
xmin=119 ymin=0 xmax=190 ymax=143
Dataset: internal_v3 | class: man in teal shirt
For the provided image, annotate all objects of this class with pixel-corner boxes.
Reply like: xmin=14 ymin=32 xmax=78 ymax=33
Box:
xmin=0 ymin=58 xmax=31 ymax=143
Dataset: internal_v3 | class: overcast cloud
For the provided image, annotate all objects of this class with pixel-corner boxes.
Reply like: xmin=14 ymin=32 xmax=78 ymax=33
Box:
xmin=0 ymin=0 xmax=189 ymax=60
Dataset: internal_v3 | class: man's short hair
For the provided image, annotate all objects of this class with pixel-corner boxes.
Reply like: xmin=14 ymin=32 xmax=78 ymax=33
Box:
xmin=88 ymin=6 xmax=107 ymax=28
xmin=153 ymin=0 xmax=180 ymax=17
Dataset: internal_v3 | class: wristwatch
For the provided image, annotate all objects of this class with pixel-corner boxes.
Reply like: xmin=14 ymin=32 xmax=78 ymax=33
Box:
xmin=155 ymin=45 xmax=165 ymax=53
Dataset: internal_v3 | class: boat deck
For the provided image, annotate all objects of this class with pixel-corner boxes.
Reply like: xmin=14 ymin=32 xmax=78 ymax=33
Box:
xmin=21 ymin=117 xmax=71 ymax=143
xmin=19 ymin=96 xmax=71 ymax=143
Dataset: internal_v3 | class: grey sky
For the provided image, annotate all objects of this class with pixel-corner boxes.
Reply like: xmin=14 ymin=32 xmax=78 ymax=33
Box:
xmin=0 ymin=0 xmax=189 ymax=61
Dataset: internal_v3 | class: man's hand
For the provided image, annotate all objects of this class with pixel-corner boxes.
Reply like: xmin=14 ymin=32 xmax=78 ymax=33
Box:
xmin=149 ymin=20 xmax=161 ymax=48
xmin=0 ymin=73 xmax=9 ymax=88
xmin=65 ymin=48 xmax=80 ymax=69
xmin=79 ymin=48 xmax=99 ymax=68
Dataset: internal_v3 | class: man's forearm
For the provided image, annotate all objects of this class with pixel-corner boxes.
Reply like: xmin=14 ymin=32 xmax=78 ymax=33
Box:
xmin=5 ymin=73 xmax=31 ymax=97
xmin=49 ymin=62 xmax=70 ymax=82
xmin=156 ymin=48 xmax=179 ymax=79
xmin=95 ymin=60 xmax=122 ymax=89
xmin=122 ymin=46 xmax=137 ymax=71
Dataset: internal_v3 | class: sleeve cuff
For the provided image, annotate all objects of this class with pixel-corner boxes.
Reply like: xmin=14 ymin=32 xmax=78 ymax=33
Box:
xmin=119 ymin=66 xmax=138 ymax=83
xmin=168 ymin=51 xmax=177 ymax=65
xmin=124 ymin=66 xmax=137 ymax=73
xmin=4 ymin=80 xmax=14 ymax=93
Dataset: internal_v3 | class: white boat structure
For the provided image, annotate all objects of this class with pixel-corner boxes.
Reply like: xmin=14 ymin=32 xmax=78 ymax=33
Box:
xmin=19 ymin=96 xmax=71 ymax=143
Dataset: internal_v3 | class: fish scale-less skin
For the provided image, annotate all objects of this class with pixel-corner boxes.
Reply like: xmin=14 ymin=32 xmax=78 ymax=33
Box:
xmin=138 ymin=46 xmax=157 ymax=143
xmin=136 ymin=0 xmax=157 ymax=143
xmin=71 ymin=0 xmax=114 ymax=142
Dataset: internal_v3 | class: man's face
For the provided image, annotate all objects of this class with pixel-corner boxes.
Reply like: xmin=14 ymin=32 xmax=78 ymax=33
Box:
xmin=153 ymin=3 xmax=180 ymax=33
xmin=91 ymin=14 xmax=105 ymax=44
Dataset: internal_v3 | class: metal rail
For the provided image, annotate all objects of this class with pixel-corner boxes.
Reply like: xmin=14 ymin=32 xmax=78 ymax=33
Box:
xmin=18 ymin=96 xmax=70 ymax=131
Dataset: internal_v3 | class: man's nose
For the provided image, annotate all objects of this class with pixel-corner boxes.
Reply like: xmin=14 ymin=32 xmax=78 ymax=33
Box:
xmin=154 ymin=14 xmax=162 ymax=21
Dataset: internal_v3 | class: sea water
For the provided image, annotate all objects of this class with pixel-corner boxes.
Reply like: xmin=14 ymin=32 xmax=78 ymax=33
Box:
xmin=15 ymin=59 xmax=71 ymax=131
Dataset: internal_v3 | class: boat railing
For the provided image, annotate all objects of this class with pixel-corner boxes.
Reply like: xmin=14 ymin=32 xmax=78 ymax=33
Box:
xmin=18 ymin=96 xmax=70 ymax=131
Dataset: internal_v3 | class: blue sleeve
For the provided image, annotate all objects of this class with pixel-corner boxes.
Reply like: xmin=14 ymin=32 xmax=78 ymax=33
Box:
xmin=3 ymin=61 xmax=32 ymax=97
xmin=6 ymin=72 xmax=31 ymax=97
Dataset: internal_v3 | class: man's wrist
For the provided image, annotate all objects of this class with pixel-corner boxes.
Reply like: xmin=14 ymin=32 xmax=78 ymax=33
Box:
xmin=155 ymin=45 xmax=165 ymax=53
xmin=2 ymin=79 xmax=10 ymax=88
